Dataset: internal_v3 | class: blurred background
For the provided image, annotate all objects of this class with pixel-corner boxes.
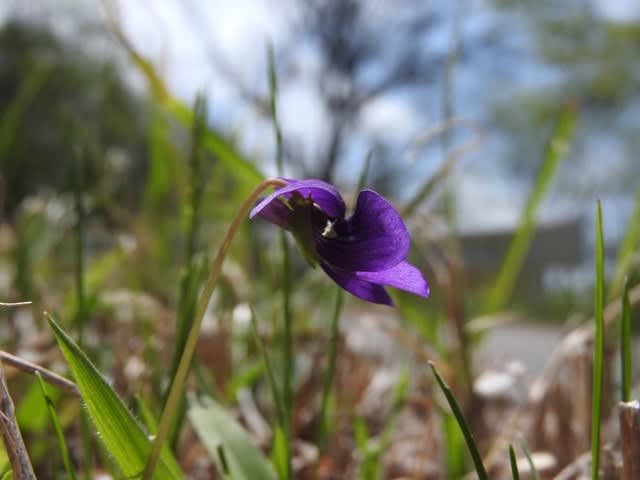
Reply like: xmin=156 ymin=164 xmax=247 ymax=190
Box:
xmin=2 ymin=0 xmax=639 ymax=304
xmin=1 ymin=0 xmax=639 ymax=478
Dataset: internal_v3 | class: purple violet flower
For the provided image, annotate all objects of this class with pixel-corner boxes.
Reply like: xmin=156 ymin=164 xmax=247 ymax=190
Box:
xmin=250 ymin=178 xmax=430 ymax=306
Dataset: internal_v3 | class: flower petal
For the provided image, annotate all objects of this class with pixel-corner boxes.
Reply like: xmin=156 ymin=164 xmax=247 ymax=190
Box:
xmin=315 ymin=190 xmax=410 ymax=272
xmin=356 ymin=261 xmax=430 ymax=298
xmin=320 ymin=261 xmax=393 ymax=305
xmin=250 ymin=178 xmax=346 ymax=222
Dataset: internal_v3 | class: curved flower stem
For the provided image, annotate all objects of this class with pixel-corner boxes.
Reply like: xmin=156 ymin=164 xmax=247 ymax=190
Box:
xmin=143 ymin=178 xmax=287 ymax=480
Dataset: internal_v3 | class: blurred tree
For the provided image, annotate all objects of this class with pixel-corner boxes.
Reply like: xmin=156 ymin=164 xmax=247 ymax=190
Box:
xmin=0 ymin=20 xmax=147 ymax=216
xmin=183 ymin=0 xmax=475 ymax=186
xmin=490 ymin=1 xmax=640 ymax=192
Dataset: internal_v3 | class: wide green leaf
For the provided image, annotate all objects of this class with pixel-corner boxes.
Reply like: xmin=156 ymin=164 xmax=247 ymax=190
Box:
xmin=47 ymin=314 xmax=182 ymax=480
xmin=188 ymin=395 xmax=277 ymax=480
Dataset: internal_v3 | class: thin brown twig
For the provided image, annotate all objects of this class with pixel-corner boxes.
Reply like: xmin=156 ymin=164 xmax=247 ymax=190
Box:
xmin=0 ymin=351 xmax=79 ymax=397
xmin=0 ymin=302 xmax=32 ymax=307
xmin=0 ymin=365 xmax=36 ymax=480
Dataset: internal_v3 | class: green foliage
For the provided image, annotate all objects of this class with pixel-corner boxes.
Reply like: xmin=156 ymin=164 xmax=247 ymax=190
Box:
xmin=486 ymin=106 xmax=577 ymax=313
xmin=187 ymin=395 xmax=278 ymax=480
xmin=430 ymin=362 xmax=488 ymax=480
xmin=0 ymin=21 xmax=147 ymax=214
xmin=47 ymin=314 xmax=183 ymax=480
xmin=508 ymin=445 xmax=520 ymax=480
xmin=353 ymin=367 xmax=410 ymax=480
xmin=36 ymin=373 xmax=77 ymax=480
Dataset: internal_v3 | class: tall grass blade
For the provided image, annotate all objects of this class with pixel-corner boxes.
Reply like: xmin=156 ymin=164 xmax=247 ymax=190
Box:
xmin=73 ymin=148 xmax=87 ymax=341
xmin=46 ymin=314 xmax=182 ymax=480
xmin=518 ymin=437 xmax=539 ymax=480
xmin=105 ymin=9 xmax=262 ymax=187
xmin=508 ymin=445 xmax=520 ymax=480
xmin=249 ymin=309 xmax=286 ymax=425
xmin=188 ymin=395 xmax=277 ymax=480
xmin=35 ymin=372 xmax=77 ymax=480
xmin=621 ymin=277 xmax=633 ymax=402
xmin=268 ymin=43 xmax=294 ymax=480
xmin=611 ymin=185 xmax=640 ymax=297
xmin=318 ymin=287 xmax=344 ymax=446
xmin=592 ymin=200 xmax=605 ymax=480
xmin=0 ymin=64 xmax=50 ymax=167
xmin=485 ymin=107 xmax=578 ymax=312
xmin=429 ymin=362 xmax=488 ymax=480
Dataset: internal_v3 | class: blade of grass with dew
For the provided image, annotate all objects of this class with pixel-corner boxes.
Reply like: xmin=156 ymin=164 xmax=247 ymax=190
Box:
xmin=429 ymin=362 xmax=488 ymax=480
xmin=592 ymin=199 xmax=605 ymax=480
xmin=46 ymin=314 xmax=182 ymax=480
xmin=611 ymin=184 xmax=640 ymax=297
xmin=35 ymin=372 xmax=77 ymax=480
xmin=621 ymin=277 xmax=633 ymax=402
xmin=508 ymin=445 xmax=520 ymax=480
xmin=187 ymin=395 xmax=277 ymax=480
xmin=268 ymin=43 xmax=294 ymax=480
xmin=485 ymin=106 xmax=577 ymax=313
xmin=518 ymin=436 xmax=539 ymax=480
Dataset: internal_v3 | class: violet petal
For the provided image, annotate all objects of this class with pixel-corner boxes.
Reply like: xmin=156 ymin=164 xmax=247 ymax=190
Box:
xmin=315 ymin=190 xmax=410 ymax=272
xmin=356 ymin=261 xmax=430 ymax=298
xmin=320 ymin=261 xmax=393 ymax=305
xmin=250 ymin=179 xmax=346 ymax=221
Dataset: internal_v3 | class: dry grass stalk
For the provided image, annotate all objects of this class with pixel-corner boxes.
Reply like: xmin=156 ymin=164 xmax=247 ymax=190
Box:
xmin=0 ymin=365 xmax=36 ymax=480
xmin=619 ymin=400 xmax=640 ymax=480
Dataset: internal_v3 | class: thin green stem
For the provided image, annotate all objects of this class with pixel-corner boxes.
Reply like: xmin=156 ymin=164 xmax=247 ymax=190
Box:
xmin=518 ymin=437 xmax=539 ymax=480
xmin=591 ymin=199 xmax=605 ymax=480
xmin=73 ymin=147 xmax=87 ymax=344
xmin=621 ymin=277 xmax=632 ymax=402
xmin=250 ymin=310 xmax=285 ymax=428
xmin=318 ymin=287 xmax=344 ymax=447
xmin=429 ymin=362 xmax=488 ymax=480
xmin=268 ymin=44 xmax=293 ymax=479
xmin=143 ymin=178 xmax=287 ymax=480
xmin=508 ymin=445 xmax=520 ymax=480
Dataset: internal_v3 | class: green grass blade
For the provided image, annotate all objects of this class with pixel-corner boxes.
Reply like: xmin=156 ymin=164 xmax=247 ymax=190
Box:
xmin=187 ymin=395 xmax=277 ymax=480
xmin=592 ymin=200 xmax=605 ymax=480
xmin=485 ymin=106 xmax=578 ymax=313
xmin=356 ymin=151 xmax=372 ymax=192
xmin=621 ymin=277 xmax=633 ymax=402
xmin=109 ymin=20 xmax=263 ymax=188
xmin=0 ymin=63 xmax=50 ymax=167
xmin=509 ymin=445 xmax=520 ymax=480
xmin=429 ymin=362 xmax=488 ymax=480
xmin=249 ymin=310 xmax=285 ymax=432
xmin=518 ymin=437 xmax=539 ymax=480
xmin=318 ymin=287 xmax=344 ymax=447
xmin=46 ymin=314 xmax=182 ymax=480
xmin=35 ymin=372 xmax=77 ymax=480
xmin=267 ymin=44 xmax=294 ymax=480
xmin=611 ymin=185 xmax=640 ymax=296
